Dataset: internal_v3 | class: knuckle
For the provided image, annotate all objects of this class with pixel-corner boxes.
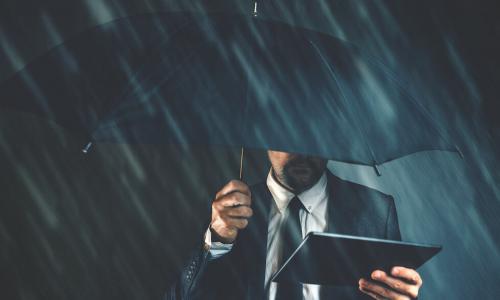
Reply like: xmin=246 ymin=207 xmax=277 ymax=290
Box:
xmin=246 ymin=207 xmax=254 ymax=216
xmin=379 ymin=288 xmax=390 ymax=297
xmin=224 ymin=193 xmax=237 ymax=201
xmin=214 ymin=193 xmax=226 ymax=203
xmin=240 ymin=196 xmax=250 ymax=205
xmin=228 ymin=180 xmax=239 ymax=189
xmin=233 ymin=194 xmax=247 ymax=205
xmin=410 ymin=287 xmax=419 ymax=299
xmin=222 ymin=195 xmax=237 ymax=205
xmin=232 ymin=193 xmax=243 ymax=201
xmin=212 ymin=202 xmax=222 ymax=211
xmin=237 ymin=207 xmax=247 ymax=215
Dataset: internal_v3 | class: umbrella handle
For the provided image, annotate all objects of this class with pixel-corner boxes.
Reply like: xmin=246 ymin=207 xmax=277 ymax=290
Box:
xmin=239 ymin=147 xmax=244 ymax=180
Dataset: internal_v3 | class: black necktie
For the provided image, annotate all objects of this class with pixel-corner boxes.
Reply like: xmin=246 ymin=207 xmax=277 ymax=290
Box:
xmin=275 ymin=196 xmax=304 ymax=300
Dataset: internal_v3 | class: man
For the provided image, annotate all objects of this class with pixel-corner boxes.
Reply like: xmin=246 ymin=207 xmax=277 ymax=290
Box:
xmin=166 ymin=151 xmax=422 ymax=299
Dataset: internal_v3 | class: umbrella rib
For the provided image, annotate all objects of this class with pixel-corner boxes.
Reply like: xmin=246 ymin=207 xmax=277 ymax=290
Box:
xmin=92 ymin=50 xmax=199 ymax=135
xmin=307 ymin=38 xmax=379 ymax=166
xmin=363 ymin=56 xmax=459 ymax=157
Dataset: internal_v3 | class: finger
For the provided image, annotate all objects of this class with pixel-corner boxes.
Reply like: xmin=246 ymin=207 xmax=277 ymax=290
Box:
xmin=215 ymin=180 xmax=251 ymax=199
xmin=391 ymin=267 xmax=422 ymax=286
xmin=213 ymin=192 xmax=251 ymax=208
xmin=222 ymin=216 xmax=249 ymax=229
xmin=221 ymin=193 xmax=251 ymax=207
xmin=371 ymin=270 xmax=419 ymax=299
xmin=359 ymin=279 xmax=410 ymax=300
xmin=211 ymin=225 xmax=238 ymax=242
xmin=359 ymin=285 xmax=387 ymax=300
xmin=224 ymin=206 xmax=253 ymax=218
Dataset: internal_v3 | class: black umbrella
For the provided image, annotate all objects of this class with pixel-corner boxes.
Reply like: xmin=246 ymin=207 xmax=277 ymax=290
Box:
xmin=0 ymin=13 xmax=198 ymax=134
xmin=0 ymin=13 xmax=458 ymax=173
xmin=91 ymin=14 xmax=458 ymax=171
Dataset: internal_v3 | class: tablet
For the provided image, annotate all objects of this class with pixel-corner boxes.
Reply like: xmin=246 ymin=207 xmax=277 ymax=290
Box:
xmin=271 ymin=232 xmax=442 ymax=286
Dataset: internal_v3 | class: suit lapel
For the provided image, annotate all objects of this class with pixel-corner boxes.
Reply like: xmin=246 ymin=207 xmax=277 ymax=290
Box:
xmin=326 ymin=172 xmax=343 ymax=233
xmin=323 ymin=172 xmax=374 ymax=300
xmin=326 ymin=172 xmax=361 ymax=236
xmin=238 ymin=182 xmax=272 ymax=299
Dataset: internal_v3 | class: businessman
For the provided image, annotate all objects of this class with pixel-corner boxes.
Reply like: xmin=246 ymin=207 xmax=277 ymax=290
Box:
xmin=166 ymin=150 xmax=422 ymax=299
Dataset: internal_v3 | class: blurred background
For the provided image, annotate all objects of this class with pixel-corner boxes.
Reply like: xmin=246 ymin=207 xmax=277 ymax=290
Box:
xmin=0 ymin=1 xmax=499 ymax=299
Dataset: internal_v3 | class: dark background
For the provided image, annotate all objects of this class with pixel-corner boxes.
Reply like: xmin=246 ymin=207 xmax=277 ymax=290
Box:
xmin=0 ymin=1 xmax=499 ymax=299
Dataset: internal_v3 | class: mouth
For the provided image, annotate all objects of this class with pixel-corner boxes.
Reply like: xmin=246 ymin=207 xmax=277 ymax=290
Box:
xmin=290 ymin=163 xmax=312 ymax=170
xmin=288 ymin=165 xmax=314 ymax=177
xmin=289 ymin=159 xmax=315 ymax=170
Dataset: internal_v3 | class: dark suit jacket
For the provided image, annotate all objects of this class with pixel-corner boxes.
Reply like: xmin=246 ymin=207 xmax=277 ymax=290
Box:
xmin=166 ymin=171 xmax=401 ymax=300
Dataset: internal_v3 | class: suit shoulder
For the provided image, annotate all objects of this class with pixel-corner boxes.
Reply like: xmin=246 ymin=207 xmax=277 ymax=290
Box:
xmin=343 ymin=178 xmax=393 ymax=199
xmin=328 ymin=173 xmax=394 ymax=205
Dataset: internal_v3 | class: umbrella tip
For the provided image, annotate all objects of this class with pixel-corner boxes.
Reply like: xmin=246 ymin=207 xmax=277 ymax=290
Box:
xmin=253 ymin=1 xmax=258 ymax=17
xmin=373 ymin=164 xmax=381 ymax=177
xmin=82 ymin=142 xmax=93 ymax=154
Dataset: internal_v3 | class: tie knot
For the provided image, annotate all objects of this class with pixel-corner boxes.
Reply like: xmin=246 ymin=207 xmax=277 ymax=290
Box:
xmin=288 ymin=196 xmax=304 ymax=213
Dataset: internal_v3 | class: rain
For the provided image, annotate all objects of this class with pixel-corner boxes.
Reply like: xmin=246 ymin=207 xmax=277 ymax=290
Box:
xmin=0 ymin=1 xmax=499 ymax=299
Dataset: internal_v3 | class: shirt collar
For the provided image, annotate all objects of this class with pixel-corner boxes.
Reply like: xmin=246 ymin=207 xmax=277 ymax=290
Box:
xmin=266 ymin=169 xmax=328 ymax=214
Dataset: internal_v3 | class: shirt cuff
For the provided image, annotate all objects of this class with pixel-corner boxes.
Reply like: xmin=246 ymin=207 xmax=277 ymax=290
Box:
xmin=204 ymin=226 xmax=233 ymax=260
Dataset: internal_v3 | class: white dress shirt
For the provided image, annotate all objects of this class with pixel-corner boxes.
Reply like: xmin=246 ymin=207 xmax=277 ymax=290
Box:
xmin=205 ymin=170 xmax=329 ymax=300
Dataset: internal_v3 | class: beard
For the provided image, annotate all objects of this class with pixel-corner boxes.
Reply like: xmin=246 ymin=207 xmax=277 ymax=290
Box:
xmin=276 ymin=155 xmax=327 ymax=193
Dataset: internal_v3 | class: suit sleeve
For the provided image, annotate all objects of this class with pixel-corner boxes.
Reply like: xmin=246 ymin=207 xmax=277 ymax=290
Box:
xmin=164 ymin=231 xmax=239 ymax=300
xmin=204 ymin=226 xmax=233 ymax=259
xmin=385 ymin=196 xmax=402 ymax=241
xmin=163 ymin=241 xmax=210 ymax=300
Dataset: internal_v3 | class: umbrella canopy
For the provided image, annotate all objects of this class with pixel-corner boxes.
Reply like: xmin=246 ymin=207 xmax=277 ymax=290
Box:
xmin=92 ymin=14 xmax=457 ymax=166
xmin=0 ymin=13 xmax=198 ymax=133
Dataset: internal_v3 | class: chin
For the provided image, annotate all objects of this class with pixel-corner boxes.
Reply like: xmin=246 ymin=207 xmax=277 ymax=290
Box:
xmin=288 ymin=173 xmax=320 ymax=192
